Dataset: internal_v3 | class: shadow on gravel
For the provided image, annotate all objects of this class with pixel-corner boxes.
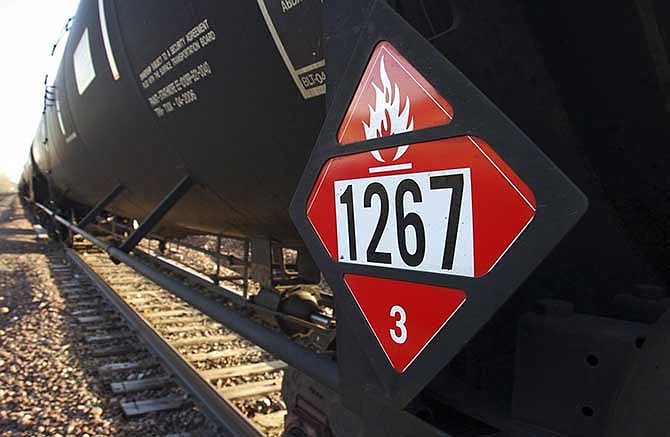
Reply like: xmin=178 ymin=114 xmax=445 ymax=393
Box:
xmin=0 ymin=269 xmax=44 ymax=334
xmin=0 ymin=196 xmax=17 ymax=222
xmin=0 ymin=201 xmax=53 ymax=333
xmin=0 ymin=221 xmax=45 ymax=256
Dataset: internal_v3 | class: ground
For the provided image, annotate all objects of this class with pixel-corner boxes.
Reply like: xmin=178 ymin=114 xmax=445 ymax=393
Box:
xmin=0 ymin=195 xmax=141 ymax=436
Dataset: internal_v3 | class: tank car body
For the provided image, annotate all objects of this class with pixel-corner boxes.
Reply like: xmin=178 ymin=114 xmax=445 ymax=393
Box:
xmin=24 ymin=1 xmax=670 ymax=436
xmin=32 ymin=0 xmax=326 ymax=246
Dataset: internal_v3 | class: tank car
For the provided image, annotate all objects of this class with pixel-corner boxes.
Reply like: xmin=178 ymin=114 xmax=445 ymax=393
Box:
xmin=30 ymin=0 xmax=325 ymax=242
xmin=24 ymin=1 xmax=670 ymax=436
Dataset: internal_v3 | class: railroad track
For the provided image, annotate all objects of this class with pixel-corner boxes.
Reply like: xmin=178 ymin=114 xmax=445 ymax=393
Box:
xmin=52 ymin=237 xmax=289 ymax=436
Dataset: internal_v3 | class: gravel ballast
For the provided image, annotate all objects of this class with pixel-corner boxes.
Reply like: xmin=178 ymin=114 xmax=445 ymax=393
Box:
xmin=0 ymin=196 xmax=209 ymax=436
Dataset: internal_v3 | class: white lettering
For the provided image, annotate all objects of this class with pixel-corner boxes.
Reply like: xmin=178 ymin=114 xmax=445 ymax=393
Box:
xmin=281 ymin=0 xmax=303 ymax=13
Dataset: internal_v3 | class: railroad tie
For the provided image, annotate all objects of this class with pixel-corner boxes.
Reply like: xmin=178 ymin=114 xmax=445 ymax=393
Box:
xmin=123 ymin=295 xmax=167 ymax=304
xmin=71 ymin=298 xmax=105 ymax=308
xmin=82 ymin=322 xmax=125 ymax=332
xmin=201 ymin=360 xmax=286 ymax=381
xmin=219 ymin=378 xmax=283 ymax=400
xmin=117 ymin=291 xmax=163 ymax=301
xmin=170 ymin=334 xmax=238 ymax=348
xmin=160 ymin=323 xmax=223 ymax=335
xmin=110 ymin=376 xmax=173 ymax=394
xmin=142 ymin=309 xmax=192 ymax=320
xmin=118 ymin=293 xmax=163 ymax=302
xmin=185 ymin=347 xmax=262 ymax=362
xmin=91 ymin=344 xmax=138 ymax=358
xmin=150 ymin=315 xmax=209 ymax=326
xmin=132 ymin=303 xmax=190 ymax=312
xmin=60 ymin=286 xmax=87 ymax=293
xmin=77 ymin=315 xmax=113 ymax=324
xmin=71 ymin=308 xmax=98 ymax=316
xmin=98 ymin=361 xmax=156 ymax=375
xmin=71 ymin=307 xmax=112 ymax=316
xmin=61 ymin=293 xmax=99 ymax=303
xmin=121 ymin=395 xmax=187 ymax=416
xmin=86 ymin=332 xmax=134 ymax=344
xmin=64 ymin=292 xmax=99 ymax=301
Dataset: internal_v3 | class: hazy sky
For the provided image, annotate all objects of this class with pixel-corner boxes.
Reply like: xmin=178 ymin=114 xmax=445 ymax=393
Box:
xmin=0 ymin=0 xmax=80 ymax=182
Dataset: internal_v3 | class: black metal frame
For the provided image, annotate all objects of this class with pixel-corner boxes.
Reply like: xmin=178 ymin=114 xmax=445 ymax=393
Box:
xmin=85 ymin=219 xmax=333 ymax=333
xmin=93 ymin=220 xmax=252 ymax=293
xmin=132 ymin=247 xmax=332 ymax=331
xmin=290 ymin=0 xmax=587 ymax=420
xmin=119 ymin=175 xmax=193 ymax=253
xmin=78 ymin=183 xmax=125 ymax=229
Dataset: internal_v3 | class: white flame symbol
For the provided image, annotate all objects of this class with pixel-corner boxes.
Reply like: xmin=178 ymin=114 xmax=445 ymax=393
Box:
xmin=363 ymin=56 xmax=414 ymax=163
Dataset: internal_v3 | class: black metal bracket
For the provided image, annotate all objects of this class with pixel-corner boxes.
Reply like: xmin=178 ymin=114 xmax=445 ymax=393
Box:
xmin=118 ymin=175 xmax=193 ymax=254
xmin=78 ymin=183 xmax=125 ymax=229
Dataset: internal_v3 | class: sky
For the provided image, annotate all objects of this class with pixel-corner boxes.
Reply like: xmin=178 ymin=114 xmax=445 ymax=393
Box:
xmin=0 ymin=0 xmax=81 ymax=182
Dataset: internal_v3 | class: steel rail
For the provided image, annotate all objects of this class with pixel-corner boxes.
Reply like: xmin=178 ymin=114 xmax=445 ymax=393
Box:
xmin=34 ymin=200 xmax=339 ymax=392
xmin=66 ymin=248 xmax=263 ymax=437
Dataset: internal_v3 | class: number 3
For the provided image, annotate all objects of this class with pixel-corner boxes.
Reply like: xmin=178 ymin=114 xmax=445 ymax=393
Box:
xmin=390 ymin=305 xmax=407 ymax=344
